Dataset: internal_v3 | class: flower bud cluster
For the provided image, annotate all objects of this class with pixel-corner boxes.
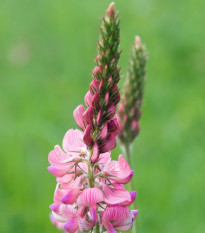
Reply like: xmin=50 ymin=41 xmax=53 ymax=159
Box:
xmin=48 ymin=3 xmax=138 ymax=233
xmin=118 ymin=36 xmax=147 ymax=144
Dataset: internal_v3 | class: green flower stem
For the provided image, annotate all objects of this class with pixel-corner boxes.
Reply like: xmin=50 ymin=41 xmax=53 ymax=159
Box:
xmin=121 ymin=143 xmax=138 ymax=233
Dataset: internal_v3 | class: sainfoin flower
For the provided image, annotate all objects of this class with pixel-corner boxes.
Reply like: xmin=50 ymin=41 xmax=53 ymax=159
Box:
xmin=48 ymin=128 xmax=137 ymax=232
xmin=48 ymin=3 xmax=138 ymax=233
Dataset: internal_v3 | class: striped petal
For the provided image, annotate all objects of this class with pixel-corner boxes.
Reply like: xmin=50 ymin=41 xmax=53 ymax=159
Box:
xmin=78 ymin=218 xmax=95 ymax=232
xmin=103 ymin=184 xmax=131 ymax=205
xmin=77 ymin=188 xmax=104 ymax=206
xmin=64 ymin=217 xmax=79 ymax=233
xmin=102 ymin=207 xmax=135 ymax=232
xmin=48 ymin=145 xmax=72 ymax=166
xmin=73 ymin=105 xmax=85 ymax=130
xmin=63 ymin=129 xmax=85 ymax=153
xmin=103 ymin=155 xmax=131 ymax=183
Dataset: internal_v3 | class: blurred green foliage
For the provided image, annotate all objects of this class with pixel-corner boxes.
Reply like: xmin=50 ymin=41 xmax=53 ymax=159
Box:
xmin=0 ymin=0 xmax=205 ymax=232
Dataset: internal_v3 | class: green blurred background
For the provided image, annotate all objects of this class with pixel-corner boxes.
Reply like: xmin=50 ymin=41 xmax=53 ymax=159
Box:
xmin=0 ymin=0 xmax=204 ymax=232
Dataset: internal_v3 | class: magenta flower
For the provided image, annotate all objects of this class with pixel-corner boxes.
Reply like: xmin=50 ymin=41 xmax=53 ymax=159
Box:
xmin=48 ymin=127 xmax=137 ymax=232
xmin=48 ymin=3 xmax=138 ymax=232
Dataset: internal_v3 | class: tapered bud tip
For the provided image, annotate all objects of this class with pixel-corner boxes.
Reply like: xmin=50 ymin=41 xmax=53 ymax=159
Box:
xmin=106 ymin=2 xmax=115 ymax=18
xmin=135 ymin=36 xmax=141 ymax=48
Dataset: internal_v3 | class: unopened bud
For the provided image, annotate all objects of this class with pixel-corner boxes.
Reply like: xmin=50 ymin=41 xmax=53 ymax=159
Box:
xmin=135 ymin=36 xmax=141 ymax=49
xmin=106 ymin=2 xmax=115 ymax=19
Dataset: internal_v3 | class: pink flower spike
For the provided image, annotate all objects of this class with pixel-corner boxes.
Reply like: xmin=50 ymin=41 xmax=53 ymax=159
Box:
xmin=84 ymin=91 xmax=93 ymax=107
xmin=64 ymin=217 xmax=79 ymax=233
xmin=73 ymin=105 xmax=85 ymax=130
xmin=100 ymin=133 xmax=116 ymax=153
xmin=77 ymin=188 xmax=104 ymax=206
xmin=89 ymin=78 xmax=99 ymax=94
xmin=91 ymin=142 xmax=99 ymax=163
xmin=63 ymin=129 xmax=85 ymax=154
xmin=82 ymin=106 xmax=93 ymax=126
xmin=83 ymin=124 xmax=93 ymax=146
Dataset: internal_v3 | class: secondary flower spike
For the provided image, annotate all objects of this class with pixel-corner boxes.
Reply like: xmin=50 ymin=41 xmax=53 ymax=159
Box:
xmin=118 ymin=36 xmax=147 ymax=145
xmin=48 ymin=3 xmax=138 ymax=233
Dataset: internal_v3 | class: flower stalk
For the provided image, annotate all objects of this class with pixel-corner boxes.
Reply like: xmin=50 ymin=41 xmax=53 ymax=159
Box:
xmin=118 ymin=36 xmax=147 ymax=233
xmin=48 ymin=3 xmax=138 ymax=233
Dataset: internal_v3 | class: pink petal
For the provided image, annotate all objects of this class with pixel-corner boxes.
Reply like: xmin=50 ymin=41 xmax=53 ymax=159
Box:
xmin=131 ymin=119 xmax=140 ymax=136
xmin=103 ymin=155 xmax=131 ymax=183
xmin=49 ymin=204 xmax=60 ymax=213
xmin=73 ymin=105 xmax=85 ymax=130
xmin=92 ymin=92 xmax=99 ymax=110
xmin=47 ymin=165 xmax=70 ymax=177
xmin=103 ymin=222 xmax=117 ymax=233
xmin=63 ymin=129 xmax=85 ymax=153
xmin=99 ymin=152 xmax=111 ymax=164
xmin=91 ymin=142 xmax=99 ymax=163
xmin=60 ymin=204 xmax=77 ymax=217
xmin=116 ymin=170 xmax=134 ymax=184
xmin=48 ymin=145 xmax=72 ymax=166
xmin=64 ymin=217 xmax=79 ymax=233
xmin=132 ymin=210 xmax=139 ymax=220
xmin=83 ymin=124 xmax=93 ymax=146
xmin=89 ymin=203 xmax=98 ymax=222
xmin=100 ymin=133 xmax=116 ymax=153
xmin=99 ymin=79 xmax=104 ymax=91
xmin=113 ymin=93 xmax=120 ymax=105
xmin=77 ymin=188 xmax=104 ymax=206
xmin=103 ymin=184 xmax=131 ymax=205
xmin=102 ymin=207 xmax=134 ymax=232
xmin=54 ymin=184 xmax=66 ymax=204
xmin=50 ymin=213 xmax=65 ymax=230
xmin=98 ymin=123 xmax=108 ymax=140
xmin=78 ymin=218 xmax=95 ymax=232
xmin=97 ymin=109 xmax=102 ymax=125
xmin=105 ymin=91 xmax=109 ymax=106
xmin=62 ymin=188 xmax=80 ymax=205
xmin=120 ymin=191 xmax=137 ymax=206
xmin=84 ymin=91 xmax=93 ymax=107
xmin=56 ymin=174 xmax=75 ymax=185
xmin=108 ymin=118 xmax=121 ymax=137
xmin=89 ymin=78 xmax=99 ymax=94
xmin=82 ymin=106 xmax=93 ymax=126
xmin=106 ymin=102 xmax=116 ymax=119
